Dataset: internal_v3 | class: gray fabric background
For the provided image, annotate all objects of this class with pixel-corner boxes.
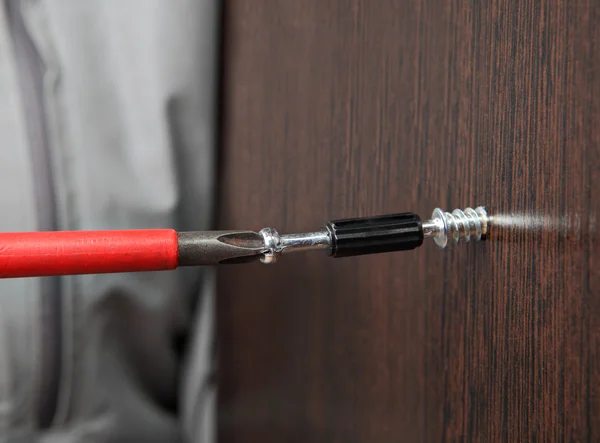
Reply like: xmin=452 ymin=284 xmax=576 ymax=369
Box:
xmin=0 ymin=1 xmax=219 ymax=441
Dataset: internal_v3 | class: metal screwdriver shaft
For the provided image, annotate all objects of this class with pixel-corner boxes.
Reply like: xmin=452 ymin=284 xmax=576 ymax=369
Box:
xmin=0 ymin=206 xmax=488 ymax=278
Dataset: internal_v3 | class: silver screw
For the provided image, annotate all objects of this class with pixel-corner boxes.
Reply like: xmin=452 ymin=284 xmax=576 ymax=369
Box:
xmin=422 ymin=206 xmax=489 ymax=248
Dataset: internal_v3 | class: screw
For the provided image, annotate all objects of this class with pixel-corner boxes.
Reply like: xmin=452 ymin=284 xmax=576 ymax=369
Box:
xmin=422 ymin=206 xmax=489 ymax=248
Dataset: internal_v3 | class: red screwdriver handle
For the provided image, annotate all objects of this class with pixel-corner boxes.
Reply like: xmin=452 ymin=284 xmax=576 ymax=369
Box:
xmin=0 ymin=229 xmax=179 ymax=278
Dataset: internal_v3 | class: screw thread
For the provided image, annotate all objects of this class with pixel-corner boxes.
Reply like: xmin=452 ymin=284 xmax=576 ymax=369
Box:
xmin=427 ymin=206 xmax=488 ymax=248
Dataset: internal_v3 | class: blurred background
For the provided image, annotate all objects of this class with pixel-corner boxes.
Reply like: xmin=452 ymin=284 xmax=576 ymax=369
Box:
xmin=2 ymin=1 xmax=600 ymax=442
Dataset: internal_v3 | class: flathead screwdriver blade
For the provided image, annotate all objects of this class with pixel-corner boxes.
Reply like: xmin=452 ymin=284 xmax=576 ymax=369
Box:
xmin=177 ymin=231 xmax=267 ymax=266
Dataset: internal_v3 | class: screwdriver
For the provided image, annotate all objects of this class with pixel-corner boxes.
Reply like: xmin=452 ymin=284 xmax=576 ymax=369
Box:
xmin=0 ymin=206 xmax=488 ymax=279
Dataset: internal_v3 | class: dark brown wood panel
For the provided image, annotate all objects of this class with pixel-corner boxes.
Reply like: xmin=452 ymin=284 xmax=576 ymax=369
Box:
xmin=217 ymin=1 xmax=600 ymax=441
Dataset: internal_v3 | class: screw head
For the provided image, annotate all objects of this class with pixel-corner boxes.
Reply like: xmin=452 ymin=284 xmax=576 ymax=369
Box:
xmin=431 ymin=208 xmax=448 ymax=248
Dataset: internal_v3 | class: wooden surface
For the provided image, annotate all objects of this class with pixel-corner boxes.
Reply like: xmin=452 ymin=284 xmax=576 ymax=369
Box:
xmin=217 ymin=1 xmax=600 ymax=441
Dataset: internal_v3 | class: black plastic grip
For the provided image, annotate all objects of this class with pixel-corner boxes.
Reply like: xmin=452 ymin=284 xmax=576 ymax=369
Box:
xmin=325 ymin=212 xmax=424 ymax=258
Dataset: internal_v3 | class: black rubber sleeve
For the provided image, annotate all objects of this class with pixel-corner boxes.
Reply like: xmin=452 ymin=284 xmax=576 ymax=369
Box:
xmin=325 ymin=212 xmax=424 ymax=258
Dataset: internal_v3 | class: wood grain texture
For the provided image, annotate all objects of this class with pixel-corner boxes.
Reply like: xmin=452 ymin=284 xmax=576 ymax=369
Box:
xmin=217 ymin=1 xmax=600 ymax=441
